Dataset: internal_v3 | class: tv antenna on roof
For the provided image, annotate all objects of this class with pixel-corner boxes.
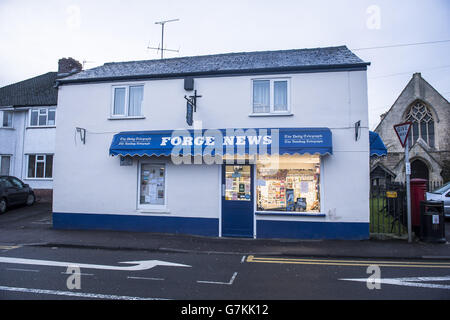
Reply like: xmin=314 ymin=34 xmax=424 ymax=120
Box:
xmin=82 ymin=60 xmax=95 ymax=69
xmin=148 ymin=18 xmax=180 ymax=59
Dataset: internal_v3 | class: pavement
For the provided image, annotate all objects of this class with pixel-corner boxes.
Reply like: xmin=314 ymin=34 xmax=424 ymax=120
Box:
xmin=1 ymin=202 xmax=449 ymax=260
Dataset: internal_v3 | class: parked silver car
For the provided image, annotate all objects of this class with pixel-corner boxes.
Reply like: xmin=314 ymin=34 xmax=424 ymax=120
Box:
xmin=426 ymin=182 xmax=450 ymax=218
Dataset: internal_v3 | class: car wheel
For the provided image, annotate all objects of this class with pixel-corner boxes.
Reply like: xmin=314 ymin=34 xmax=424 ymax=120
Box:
xmin=26 ymin=193 xmax=35 ymax=206
xmin=0 ymin=198 xmax=7 ymax=214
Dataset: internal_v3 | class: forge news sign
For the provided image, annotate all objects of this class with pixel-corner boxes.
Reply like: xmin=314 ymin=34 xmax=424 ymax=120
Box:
xmin=109 ymin=127 xmax=333 ymax=157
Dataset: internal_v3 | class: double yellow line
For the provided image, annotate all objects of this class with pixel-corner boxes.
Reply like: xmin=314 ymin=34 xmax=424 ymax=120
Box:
xmin=246 ymin=255 xmax=450 ymax=269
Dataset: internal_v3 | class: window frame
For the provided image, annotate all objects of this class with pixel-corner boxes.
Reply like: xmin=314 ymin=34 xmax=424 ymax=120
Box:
xmin=26 ymin=154 xmax=53 ymax=180
xmin=110 ymin=84 xmax=145 ymax=119
xmin=0 ymin=155 xmax=11 ymax=176
xmin=1 ymin=110 xmax=13 ymax=128
xmin=254 ymin=155 xmax=324 ymax=216
xmin=29 ymin=107 xmax=56 ymax=127
xmin=137 ymin=160 xmax=168 ymax=212
xmin=251 ymin=78 xmax=291 ymax=116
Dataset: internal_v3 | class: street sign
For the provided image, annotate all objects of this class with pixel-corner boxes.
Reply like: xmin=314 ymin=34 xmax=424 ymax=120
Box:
xmin=405 ymin=162 xmax=411 ymax=175
xmin=393 ymin=122 xmax=412 ymax=148
xmin=393 ymin=122 xmax=413 ymax=242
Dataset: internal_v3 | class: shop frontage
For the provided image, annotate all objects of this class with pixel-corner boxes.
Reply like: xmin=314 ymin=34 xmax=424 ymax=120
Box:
xmin=102 ymin=127 xmax=336 ymax=238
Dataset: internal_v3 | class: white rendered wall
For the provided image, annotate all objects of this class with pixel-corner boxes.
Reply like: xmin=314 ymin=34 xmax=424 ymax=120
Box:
xmin=0 ymin=110 xmax=25 ymax=180
xmin=54 ymin=70 xmax=369 ymax=224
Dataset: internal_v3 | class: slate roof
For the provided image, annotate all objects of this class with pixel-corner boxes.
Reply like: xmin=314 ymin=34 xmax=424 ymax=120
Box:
xmin=0 ymin=72 xmax=58 ymax=107
xmin=60 ymin=46 xmax=369 ymax=84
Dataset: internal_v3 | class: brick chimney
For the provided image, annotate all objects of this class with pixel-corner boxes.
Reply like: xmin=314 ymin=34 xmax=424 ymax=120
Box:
xmin=57 ymin=57 xmax=82 ymax=77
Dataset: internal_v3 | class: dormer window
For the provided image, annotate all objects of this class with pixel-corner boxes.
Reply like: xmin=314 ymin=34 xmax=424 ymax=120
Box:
xmin=405 ymin=101 xmax=435 ymax=148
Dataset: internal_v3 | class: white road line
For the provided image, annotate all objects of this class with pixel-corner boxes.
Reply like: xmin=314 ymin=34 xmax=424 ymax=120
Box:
xmin=340 ymin=275 xmax=450 ymax=290
xmin=241 ymin=256 xmax=246 ymax=263
xmin=0 ymin=256 xmax=190 ymax=271
xmin=61 ymin=272 xmax=94 ymax=276
xmin=0 ymin=245 xmax=21 ymax=251
xmin=197 ymin=272 xmax=238 ymax=285
xmin=5 ymin=268 xmax=39 ymax=273
xmin=0 ymin=285 xmax=169 ymax=300
xmin=127 ymin=276 xmax=165 ymax=281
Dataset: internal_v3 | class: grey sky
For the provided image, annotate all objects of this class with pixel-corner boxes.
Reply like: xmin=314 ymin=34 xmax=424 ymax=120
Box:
xmin=0 ymin=0 xmax=449 ymax=129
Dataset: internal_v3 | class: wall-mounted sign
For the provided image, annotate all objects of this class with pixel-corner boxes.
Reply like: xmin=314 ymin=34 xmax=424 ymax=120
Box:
xmin=386 ymin=191 xmax=398 ymax=198
xmin=109 ymin=128 xmax=333 ymax=157
xmin=120 ymin=156 xmax=133 ymax=166
xmin=186 ymin=102 xmax=193 ymax=126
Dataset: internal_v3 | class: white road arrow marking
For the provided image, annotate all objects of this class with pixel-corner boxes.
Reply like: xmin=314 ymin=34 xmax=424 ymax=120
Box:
xmin=0 ymin=256 xmax=190 ymax=271
xmin=339 ymin=275 xmax=450 ymax=290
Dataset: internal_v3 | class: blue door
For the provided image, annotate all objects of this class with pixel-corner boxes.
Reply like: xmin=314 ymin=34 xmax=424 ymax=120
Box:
xmin=222 ymin=165 xmax=254 ymax=237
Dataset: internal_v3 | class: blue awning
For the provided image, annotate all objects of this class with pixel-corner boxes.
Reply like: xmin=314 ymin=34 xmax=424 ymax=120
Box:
xmin=369 ymin=131 xmax=387 ymax=157
xmin=109 ymin=128 xmax=333 ymax=157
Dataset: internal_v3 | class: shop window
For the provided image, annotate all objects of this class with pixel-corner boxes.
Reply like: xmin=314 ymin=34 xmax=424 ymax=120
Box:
xmin=139 ymin=163 xmax=166 ymax=206
xmin=27 ymin=154 xmax=53 ymax=179
xmin=256 ymin=155 xmax=321 ymax=213
xmin=1 ymin=111 xmax=13 ymax=128
xmin=29 ymin=108 xmax=56 ymax=127
xmin=111 ymin=85 xmax=144 ymax=117
xmin=252 ymin=79 xmax=289 ymax=114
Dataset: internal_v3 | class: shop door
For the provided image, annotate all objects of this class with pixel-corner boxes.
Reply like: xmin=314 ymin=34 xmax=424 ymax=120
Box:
xmin=222 ymin=165 xmax=254 ymax=237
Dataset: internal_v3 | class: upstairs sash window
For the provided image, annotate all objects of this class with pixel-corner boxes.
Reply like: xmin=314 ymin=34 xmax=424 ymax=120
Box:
xmin=1 ymin=111 xmax=13 ymax=128
xmin=252 ymin=79 xmax=289 ymax=114
xmin=112 ymin=85 xmax=144 ymax=117
xmin=30 ymin=108 xmax=56 ymax=127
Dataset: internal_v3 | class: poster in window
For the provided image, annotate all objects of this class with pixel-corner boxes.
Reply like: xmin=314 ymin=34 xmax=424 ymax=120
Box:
xmin=286 ymin=188 xmax=294 ymax=211
xmin=296 ymin=198 xmax=307 ymax=211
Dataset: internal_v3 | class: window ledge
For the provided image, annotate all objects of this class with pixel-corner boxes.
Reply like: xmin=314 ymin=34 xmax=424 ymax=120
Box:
xmin=23 ymin=178 xmax=53 ymax=181
xmin=108 ymin=116 xmax=146 ymax=120
xmin=255 ymin=211 xmax=325 ymax=217
xmin=0 ymin=127 xmax=14 ymax=130
xmin=249 ymin=113 xmax=293 ymax=117
xmin=26 ymin=126 xmax=56 ymax=129
xmin=138 ymin=209 xmax=170 ymax=214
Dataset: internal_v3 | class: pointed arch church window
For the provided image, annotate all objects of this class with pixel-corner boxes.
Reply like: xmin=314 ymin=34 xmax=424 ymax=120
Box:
xmin=405 ymin=101 xmax=435 ymax=148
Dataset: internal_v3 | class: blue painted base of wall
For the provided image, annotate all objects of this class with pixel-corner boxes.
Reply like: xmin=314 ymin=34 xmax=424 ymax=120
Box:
xmin=53 ymin=213 xmax=369 ymax=240
xmin=256 ymin=220 xmax=369 ymax=240
xmin=53 ymin=212 xmax=219 ymax=237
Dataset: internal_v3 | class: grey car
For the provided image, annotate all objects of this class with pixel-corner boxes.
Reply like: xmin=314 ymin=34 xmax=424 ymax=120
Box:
xmin=0 ymin=176 xmax=35 ymax=214
xmin=426 ymin=182 xmax=450 ymax=218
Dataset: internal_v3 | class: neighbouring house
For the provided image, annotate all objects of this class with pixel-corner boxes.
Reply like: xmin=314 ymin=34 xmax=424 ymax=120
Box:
xmin=53 ymin=46 xmax=373 ymax=240
xmin=372 ymin=73 xmax=450 ymax=189
xmin=0 ymin=58 xmax=81 ymax=202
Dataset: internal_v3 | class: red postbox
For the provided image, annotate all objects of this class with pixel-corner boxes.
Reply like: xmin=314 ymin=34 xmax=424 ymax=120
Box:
xmin=410 ymin=178 xmax=427 ymax=233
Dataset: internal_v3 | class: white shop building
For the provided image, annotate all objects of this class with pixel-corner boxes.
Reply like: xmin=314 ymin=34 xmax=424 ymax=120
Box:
xmin=53 ymin=46 xmax=374 ymax=240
